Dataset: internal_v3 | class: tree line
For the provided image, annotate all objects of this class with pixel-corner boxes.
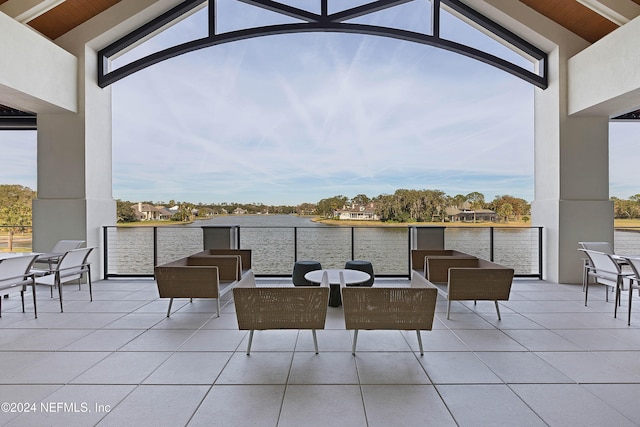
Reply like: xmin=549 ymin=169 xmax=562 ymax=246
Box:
xmin=315 ymin=190 xmax=531 ymax=223
xmin=2 ymin=185 xmax=640 ymax=225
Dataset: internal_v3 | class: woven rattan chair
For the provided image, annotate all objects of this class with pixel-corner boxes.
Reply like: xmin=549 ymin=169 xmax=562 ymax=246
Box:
xmin=155 ymin=254 xmax=243 ymax=317
xmin=189 ymin=249 xmax=252 ymax=277
xmin=410 ymin=249 xmax=477 ymax=282
xmin=341 ymin=271 xmax=438 ymax=356
xmin=425 ymin=257 xmax=514 ymax=320
xmin=233 ymin=271 xmax=330 ymax=355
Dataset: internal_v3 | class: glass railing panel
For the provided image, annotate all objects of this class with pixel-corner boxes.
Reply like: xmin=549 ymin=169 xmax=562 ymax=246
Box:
xmin=444 ymin=227 xmax=491 ymax=260
xmin=615 ymin=227 xmax=640 ymax=256
xmin=105 ymin=226 xmax=154 ymax=275
xmin=239 ymin=227 xmax=295 ymax=275
xmin=156 ymin=226 xmax=203 ymax=266
xmin=493 ymin=227 xmax=540 ymax=275
xmin=297 ymin=227 xmax=351 ymax=270
xmin=353 ymin=227 xmax=408 ymax=276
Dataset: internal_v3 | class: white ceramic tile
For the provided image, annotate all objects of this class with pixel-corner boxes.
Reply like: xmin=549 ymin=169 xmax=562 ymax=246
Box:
xmin=188 ymin=385 xmax=285 ymax=426
xmin=362 ymin=385 xmax=457 ymax=426
xmin=288 ymin=352 xmax=359 ymax=384
xmin=451 ymin=329 xmax=528 ymax=351
xmin=354 ymin=352 xmax=430 ymax=384
xmin=419 ymin=351 xmax=502 ymax=384
xmin=279 ymin=385 xmax=367 ymax=427
xmin=143 ymin=352 xmax=233 ymax=384
xmin=3 ymin=329 xmax=93 ymax=351
xmin=3 ymin=351 xmax=110 ymax=384
xmin=4 ymin=384 xmax=134 ymax=427
xmin=475 ymin=351 xmax=573 ymax=383
xmin=536 ymin=351 xmax=640 ymax=383
xmin=583 ymin=384 xmax=640 ymax=425
xmin=0 ymin=385 xmax=61 ymax=425
xmin=71 ymin=352 xmax=172 ymax=384
xmin=96 ymin=385 xmax=208 ymax=427
xmin=61 ymin=329 xmax=144 ymax=351
xmin=118 ymin=329 xmax=195 ymax=351
xmin=216 ymin=352 xmax=293 ymax=384
xmin=502 ymin=329 xmax=585 ymax=351
xmin=511 ymin=384 xmax=638 ymax=427
xmin=178 ymin=329 xmax=247 ymax=351
xmin=437 ymin=384 xmax=546 ymax=426
xmin=346 ymin=330 xmax=412 ymax=352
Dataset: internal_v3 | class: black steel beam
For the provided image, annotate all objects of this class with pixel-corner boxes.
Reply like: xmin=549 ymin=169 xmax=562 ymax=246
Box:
xmin=328 ymin=0 xmax=414 ymax=23
xmin=98 ymin=0 xmax=548 ymax=89
xmin=236 ymin=0 xmax=320 ymax=22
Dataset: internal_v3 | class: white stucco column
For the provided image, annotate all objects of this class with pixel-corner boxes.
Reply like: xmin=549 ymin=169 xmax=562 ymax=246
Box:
xmin=33 ymin=45 xmax=116 ymax=277
xmin=531 ymin=47 xmax=613 ymax=284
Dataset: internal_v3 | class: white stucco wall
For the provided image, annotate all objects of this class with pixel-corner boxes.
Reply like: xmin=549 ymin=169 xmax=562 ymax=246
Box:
xmin=0 ymin=11 xmax=77 ymax=113
xmin=569 ymin=15 xmax=640 ymax=117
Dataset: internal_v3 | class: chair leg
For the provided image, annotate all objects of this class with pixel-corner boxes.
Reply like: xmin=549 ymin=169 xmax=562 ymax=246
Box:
xmin=447 ymin=300 xmax=451 ymax=319
xmin=352 ymin=330 xmax=359 ymax=355
xmin=88 ymin=268 xmax=93 ymax=302
xmin=416 ymin=330 xmax=424 ymax=356
xmin=246 ymin=330 xmax=254 ymax=355
xmin=584 ymin=276 xmax=589 ymax=306
xmin=494 ymin=301 xmax=501 ymax=320
xmin=312 ymin=329 xmax=319 ymax=354
xmin=57 ymin=277 xmax=64 ymax=313
xmin=216 ymin=298 xmax=220 ymax=318
xmin=20 ymin=290 xmax=25 ymax=312
xmin=166 ymin=298 xmax=173 ymax=317
xmin=31 ymin=282 xmax=37 ymax=319
xmin=628 ymin=283 xmax=633 ymax=326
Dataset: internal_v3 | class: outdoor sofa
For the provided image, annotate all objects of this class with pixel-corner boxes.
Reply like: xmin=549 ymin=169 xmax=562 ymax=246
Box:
xmin=154 ymin=249 xmax=251 ymax=317
xmin=341 ymin=271 xmax=438 ymax=355
xmin=424 ymin=257 xmax=514 ymax=320
xmin=233 ymin=270 xmax=330 ymax=355
xmin=410 ymin=249 xmax=477 ymax=282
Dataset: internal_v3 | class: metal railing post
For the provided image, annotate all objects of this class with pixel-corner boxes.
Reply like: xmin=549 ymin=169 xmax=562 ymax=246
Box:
xmin=538 ymin=227 xmax=543 ymax=279
xmin=153 ymin=227 xmax=158 ymax=268
xmin=351 ymin=227 xmax=355 ymax=260
xmin=489 ymin=227 xmax=494 ymax=261
xmin=103 ymin=226 xmax=109 ymax=280
xmin=294 ymin=227 xmax=298 ymax=262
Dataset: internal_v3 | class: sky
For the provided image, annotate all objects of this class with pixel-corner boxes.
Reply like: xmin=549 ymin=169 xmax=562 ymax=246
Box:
xmin=1 ymin=0 xmax=638 ymax=205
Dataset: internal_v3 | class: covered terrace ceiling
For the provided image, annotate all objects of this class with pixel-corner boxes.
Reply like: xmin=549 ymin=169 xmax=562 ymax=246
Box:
xmin=1 ymin=0 xmax=640 ymax=122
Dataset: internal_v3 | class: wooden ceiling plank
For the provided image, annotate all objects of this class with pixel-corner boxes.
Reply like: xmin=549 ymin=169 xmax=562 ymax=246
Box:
xmin=28 ymin=0 xmax=121 ymax=40
xmin=520 ymin=0 xmax=618 ymax=43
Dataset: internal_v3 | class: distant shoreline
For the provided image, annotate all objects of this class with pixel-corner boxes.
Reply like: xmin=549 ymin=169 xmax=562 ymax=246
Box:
xmin=112 ymin=216 xmax=640 ymax=228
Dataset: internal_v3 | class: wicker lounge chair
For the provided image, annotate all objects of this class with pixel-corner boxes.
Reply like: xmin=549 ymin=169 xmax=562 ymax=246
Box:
xmin=155 ymin=253 xmax=244 ymax=317
xmin=189 ymin=249 xmax=252 ymax=277
xmin=410 ymin=249 xmax=477 ymax=282
xmin=425 ymin=257 xmax=514 ymax=320
xmin=341 ymin=271 xmax=438 ymax=356
xmin=233 ymin=271 xmax=330 ymax=355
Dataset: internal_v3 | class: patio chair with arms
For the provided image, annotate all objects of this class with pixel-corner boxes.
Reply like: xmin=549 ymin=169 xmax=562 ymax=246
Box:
xmin=341 ymin=271 xmax=438 ymax=356
xmin=578 ymin=241 xmax=615 ymax=291
xmin=34 ymin=239 xmax=85 ymax=270
xmin=34 ymin=247 xmax=94 ymax=312
xmin=0 ymin=254 xmax=39 ymax=318
xmin=581 ymin=249 xmax=633 ymax=319
xmin=233 ymin=270 xmax=330 ymax=355
xmin=621 ymin=256 xmax=640 ymax=326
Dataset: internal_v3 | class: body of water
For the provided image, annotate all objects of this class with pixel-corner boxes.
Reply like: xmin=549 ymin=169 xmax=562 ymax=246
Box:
xmin=105 ymin=215 xmax=547 ymax=276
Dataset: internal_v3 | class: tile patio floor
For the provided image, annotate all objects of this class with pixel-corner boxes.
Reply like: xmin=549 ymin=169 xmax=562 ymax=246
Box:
xmin=1 ymin=277 xmax=640 ymax=426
